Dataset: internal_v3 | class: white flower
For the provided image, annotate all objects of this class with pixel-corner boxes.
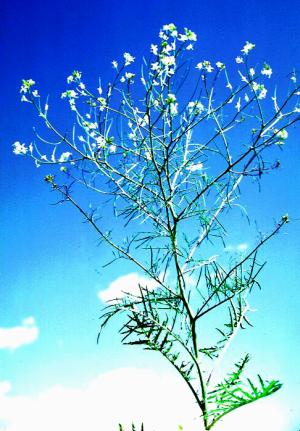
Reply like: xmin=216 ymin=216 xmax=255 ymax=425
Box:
xmin=12 ymin=141 xmax=28 ymax=155
xmin=150 ymin=44 xmax=158 ymax=55
xmin=251 ymin=82 xmax=267 ymax=99
xmin=294 ymin=107 xmax=300 ymax=113
xmin=241 ymin=41 xmax=255 ymax=55
xmin=69 ymin=99 xmax=76 ymax=111
xmin=112 ymin=60 xmax=118 ymax=69
xmin=196 ymin=61 xmax=213 ymax=73
xmin=258 ymin=87 xmax=267 ymax=99
xmin=20 ymin=79 xmax=36 ymax=94
xmin=59 ymin=152 xmax=72 ymax=162
xmin=166 ymin=93 xmax=177 ymax=104
xmin=61 ymin=89 xmax=78 ymax=99
xmin=162 ymin=44 xmax=173 ymax=54
xmin=187 ymin=162 xmax=203 ymax=172
xmin=67 ymin=75 xmax=74 ymax=83
xmin=275 ymin=129 xmax=288 ymax=140
xmin=186 ymin=43 xmax=194 ymax=51
xmin=123 ymin=52 xmax=135 ymax=66
xmin=163 ymin=23 xmax=177 ymax=32
xmin=79 ymin=82 xmax=85 ymax=90
xmin=125 ymin=72 xmax=135 ymax=81
xmin=72 ymin=70 xmax=82 ymax=80
xmin=166 ymin=68 xmax=175 ymax=77
xmin=21 ymin=95 xmax=29 ymax=102
xmin=151 ymin=62 xmax=160 ymax=71
xmin=96 ymin=136 xmax=106 ymax=147
xmin=291 ymin=75 xmax=297 ymax=83
xmin=226 ymin=82 xmax=233 ymax=90
xmin=78 ymin=136 xmax=85 ymax=142
xmin=161 ymin=55 xmax=176 ymax=67
xmin=145 ymin=150 xmax=152 ymax=160
xmin=184 ymin=28 xmax=197 ymax=41
xmin=249 ymin=68 xmax=255 ymax=77
xmin=97 ymin=97 xmax=107 ymax=110
xmin=170 ymin=102 xmax=178 ymax=116
xmin=188 ymin=101 xmax=204 ymax=114
xmin=109 ymin=144 xmax=117 ymax=153
xmin=216 ymin=61 xmax=225 ymax=69
xmin=244 ymin=93 xmax=250 ymax=102
xmin=159 ymin=30 xmax=169 ymax=40
xmin=178 ymin=34 xmax=188 ymax=42
xmin=235 ymin=56 xmax=244 ymax=64
xmin=261 ymin=64 xmax=272 ymax=78
xmin=32 ymin=90 xmax=39 ymax=97
xmin=85 ymin=121 xmax=97 ymax=130
xmin=44 ymin=103 xmax=49 ymax=112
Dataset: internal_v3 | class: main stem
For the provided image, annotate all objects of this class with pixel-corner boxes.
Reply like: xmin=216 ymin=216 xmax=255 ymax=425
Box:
xmin=170 ymin=223 xmax=209 ymax=429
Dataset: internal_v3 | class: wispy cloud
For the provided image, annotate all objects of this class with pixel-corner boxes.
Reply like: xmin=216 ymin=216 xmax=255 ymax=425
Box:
xmin=224 ymin=242 xmax=249 ymax=253
xmin=98 ymin=272 xmax=159 ymax=302
xmin=0 ymin=368 xmax=288 ymax=431
xmin=0 ymin=317 xmax=38 ymax=350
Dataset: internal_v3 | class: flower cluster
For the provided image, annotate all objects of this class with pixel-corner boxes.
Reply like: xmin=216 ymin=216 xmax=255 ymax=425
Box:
xmin=252 ymin=82 xmax=267 ymax=99
xmin=20 ymin=79 xmax=35 ymax=94
xmin=187 ymin=101 xmax=205 ymax=115
xmin=19 ymin=79 xmax=37 ymax=102
xmin=149 ymin=24 xmax=197 ymax=80
xmin=67 ymin=70 xmax=82 ymax=83
xmin=14 ymin=22 xmax=298 ymax=195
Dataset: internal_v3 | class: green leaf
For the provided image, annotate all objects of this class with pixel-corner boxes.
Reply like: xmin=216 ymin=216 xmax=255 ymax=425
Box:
xmin=207 ymin=355 xmax=282 ymax=428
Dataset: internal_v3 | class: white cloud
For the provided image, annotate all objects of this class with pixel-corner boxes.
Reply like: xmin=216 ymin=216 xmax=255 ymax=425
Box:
xmin=0 ymin=381 xmax=11 ymax=396
xmin=0 ymin=368 xmax=289 ymax=431
xmin=224 ymin=242 xmax=249 ymax=253
xmin=98 ymin=273 xmax=159 ymax=302
xmin=0 ymin=317 xmax=38 ymax=350
xmin=236 ymin=242 xmax=248 ymax=251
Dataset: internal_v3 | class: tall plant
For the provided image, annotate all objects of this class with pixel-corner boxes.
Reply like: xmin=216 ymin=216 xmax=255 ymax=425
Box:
xmin=15 ymin=23 xmax=299 ymax=430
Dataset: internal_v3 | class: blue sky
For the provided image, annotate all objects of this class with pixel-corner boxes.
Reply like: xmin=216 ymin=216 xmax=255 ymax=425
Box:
xmin=1 ymin=0 xmax=300 ymax=430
